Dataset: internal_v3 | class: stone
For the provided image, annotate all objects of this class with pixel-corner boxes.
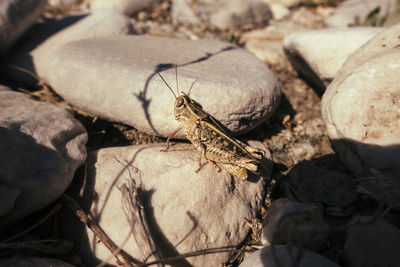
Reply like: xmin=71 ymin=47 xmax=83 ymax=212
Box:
xmin=270 ymin=3 xmax=289 ymax=21
xmin=62 ymin=142 xmax=270 ymax=266
xmin=0 ymin=0 xmax=46 ymax=55
xmin=291 ymin=143 xmax=315 ymax=162
xmin=290 ymin=6 xmax=326 ymax=28
xmin=0 ymin=256 xmax=73 ymax=266
xmin=284 ymin=163 xmax=357 ymax=208
xmin=325 ymin=0 xmax=398 ymax=27
xmin=321 ymin=24 xmax=400 ymax=208
xmin=242 ymin=21 xmax=311 ymax=68
xmin=0 ymin=86 xmax=87 ymax=228
xmin=344 ymin=216 xmax=400 ymax=267
xmin=47 ymin=0 xmax=79 ymax=11
xmin=91 ymin=0 xmax=161 ymax=15
xmin=261 ymin=198 xmax=327 ymax=251
xmin=331 ymin=23 xmax=400 ymax=80
xmin=262 ymin=0 xmax=302 ymax=8
xmin=3 ymin=10 xmax=134 ymax=87
xmin=283 ymin=27 xmax=382 ymax=92
xmin=322 ymin=50 xmax=400 ymax=172
xmin=239 ymin=245 xmax=340 ymax=267
xmin=44 ymin=35 xmax=281 ymax=138
xmin=171 ymin=0 xmax=272 ymax=29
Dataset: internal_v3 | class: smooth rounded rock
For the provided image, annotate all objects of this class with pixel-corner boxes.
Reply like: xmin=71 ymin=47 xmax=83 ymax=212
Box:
xmin=325 ymin=0 xmax=398 ymax=27
xmin=172 ymin=0 xmax=272 ymax=29
xmin=333 ymin=23 xmax=400 ymax=80
xmin=0 ymin=86 xmax=87 ymax=228
xmin=91 ymin=0 xmax=160 ymax=15
xmin=322 ymin=56 xmax=400 ymax=171
xmin=322 ymin=24 xmax=400 ymax=209
xmin=261 ymin=198 xmax=327 ymax=251
xmin=344 ymin=216 xmax=400 ymax=267
xmin=239 ymin=245 xmax=340 ymax=267
xmin=283 ymin=27 xmax=382 ymax=92
xmin=62 ymin=142 xmax=269 ymax=266
xmin=4 ymin=10 xmax=134 ymax=87
xmin=0 ymin=0 xmax=46 ymax=55
xmin=243 ymin=21 xmax=311 ymax=68
xmin=45 ymin=35 xmax=281 ymax=138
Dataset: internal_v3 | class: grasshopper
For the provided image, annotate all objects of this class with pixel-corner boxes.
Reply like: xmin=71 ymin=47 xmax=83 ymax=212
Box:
xmin=157 ymin=67 xmax=264 ymax=179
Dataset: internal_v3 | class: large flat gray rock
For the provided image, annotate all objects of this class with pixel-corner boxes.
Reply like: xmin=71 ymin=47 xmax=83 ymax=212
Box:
xmin=44 ymin=35 xmax=281 ymax=138
xmin=3 ymin=10 xmax=134 ymax=86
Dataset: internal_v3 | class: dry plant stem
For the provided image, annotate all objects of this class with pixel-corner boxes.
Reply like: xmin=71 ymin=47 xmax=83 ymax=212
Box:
xmin=9 ymin=64 xmax=45 ymax=87
xmin=119 ymin=179 xmax=162 ymax=266
xmin=61 ymin=194 xmax=143 ymax=267
xmin=3 ymin=204 xmax=62 ymax=242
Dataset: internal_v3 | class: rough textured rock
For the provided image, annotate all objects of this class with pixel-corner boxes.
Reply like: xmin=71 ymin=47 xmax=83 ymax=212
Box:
xmin=283 ymin=27 xmax=382 ymax=92
xmin=344 ymin=216 xmax=400 ymax=267
xmin=0 ymin=86 xmax=87 ymax=228
xmin=3 ymin=10 xmax=134 ymax=86
xmin=261 ymin=198 xmax=327 ymax=251
xmin=321 ymin=24 xmax=400 ymax=208
xmin=0 ymin=0 xmax=46 ymax=55
xmin=91 ymin=0 xmax=160 ymax=15
xmin=325 ymin=0 xmax=398 ymax=27
xmin=44 ymin=35 xmax=281 ymax=138
xmin=239 ymin=245 xmax=340 ymax=267
xmin=284 ymin=163 xmax=357 ymax=209
xmin=0 ymin=256 xmax=73 ymax=267
xmin=172 ymin=0 xmax=272 ymax=29
xmin=62 ymin=142 xmax=270 ymax=266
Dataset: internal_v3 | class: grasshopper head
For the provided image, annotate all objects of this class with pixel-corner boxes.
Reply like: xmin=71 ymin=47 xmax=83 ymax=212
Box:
xmin=174 ymin=92 xmax=191 ymax=120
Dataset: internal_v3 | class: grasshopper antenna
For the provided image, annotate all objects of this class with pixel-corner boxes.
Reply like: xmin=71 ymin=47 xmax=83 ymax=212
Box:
xmin=157 ymin=71 xmax=177 ymax=98
xmin=175 ymin=64 xmax=179 ymax=96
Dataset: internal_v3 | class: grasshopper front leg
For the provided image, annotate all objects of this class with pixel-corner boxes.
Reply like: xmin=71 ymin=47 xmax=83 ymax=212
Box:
xmin=160 ymin=126 xmax=183 ymax=152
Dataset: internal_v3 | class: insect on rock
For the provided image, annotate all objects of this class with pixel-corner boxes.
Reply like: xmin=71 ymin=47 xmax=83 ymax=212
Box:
xmin=157 ymin=65 xmax=265 ymax=179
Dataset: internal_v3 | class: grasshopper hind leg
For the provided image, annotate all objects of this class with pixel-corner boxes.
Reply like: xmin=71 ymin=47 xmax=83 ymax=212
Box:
xmin=195 ymin=144 xmax=221 ymax=173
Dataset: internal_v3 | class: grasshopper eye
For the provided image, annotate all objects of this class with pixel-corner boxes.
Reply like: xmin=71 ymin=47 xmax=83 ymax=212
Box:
xmin=176 ymin=97 xmax=184 ymax=107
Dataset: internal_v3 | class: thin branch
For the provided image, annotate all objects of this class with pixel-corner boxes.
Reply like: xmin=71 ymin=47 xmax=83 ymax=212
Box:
xmin=61 ymin=194 xmax=143 ymax=267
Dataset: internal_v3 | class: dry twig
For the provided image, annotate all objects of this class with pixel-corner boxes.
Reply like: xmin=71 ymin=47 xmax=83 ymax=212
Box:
xmin=61 ymin=194 xmax=143 ymax=267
